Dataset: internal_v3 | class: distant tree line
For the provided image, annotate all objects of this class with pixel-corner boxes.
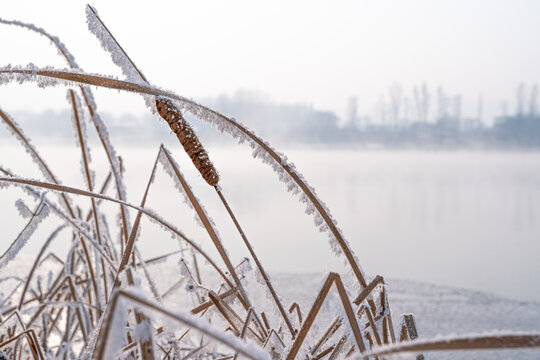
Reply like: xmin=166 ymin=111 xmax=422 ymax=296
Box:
xmin=204 ymin=86 xmax=540 ymax=148
xmin=3 ymin=85 xmax=539 ymax=149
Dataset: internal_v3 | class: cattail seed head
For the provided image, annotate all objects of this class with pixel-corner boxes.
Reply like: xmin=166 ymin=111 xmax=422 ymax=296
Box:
xmin=156 ymin=97 xmax=219 ymax=186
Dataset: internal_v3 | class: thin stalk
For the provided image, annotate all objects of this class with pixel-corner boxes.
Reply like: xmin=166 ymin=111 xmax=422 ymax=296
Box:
xmin=214 ymin=186 xmax=296 ymax=339
xmin=70 ymin=89 xmax=109 ymax=308
xmin=159 ymin=147 xmax=249 ymax=309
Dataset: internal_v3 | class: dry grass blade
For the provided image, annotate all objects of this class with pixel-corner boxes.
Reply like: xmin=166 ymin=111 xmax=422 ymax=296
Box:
xmin=356 ymin=333 xmax=540 ymax=358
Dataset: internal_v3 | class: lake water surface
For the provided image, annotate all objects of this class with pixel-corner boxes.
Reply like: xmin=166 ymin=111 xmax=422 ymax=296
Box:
xmin=1 ymin=144 xmax=539 ymax=301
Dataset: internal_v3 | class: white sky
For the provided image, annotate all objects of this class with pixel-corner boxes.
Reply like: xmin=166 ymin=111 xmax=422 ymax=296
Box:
xmin=1 ymin=0 xmax=540 ymax=123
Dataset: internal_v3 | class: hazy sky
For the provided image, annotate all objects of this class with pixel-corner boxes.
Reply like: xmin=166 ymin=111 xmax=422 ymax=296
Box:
xmin=1 ymin=0 xmax=539 ymax=123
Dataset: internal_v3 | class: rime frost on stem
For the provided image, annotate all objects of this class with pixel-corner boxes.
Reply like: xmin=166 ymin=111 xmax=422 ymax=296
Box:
xmin=134 ymin=319 xmax=153 ymax=342
xmin=236 ymin=257 xmax=252 ymax=279
xmin=14 ymin=199 xmax=33 ymax=219
xmin=85 ymin=7 xmax=157 ymax=112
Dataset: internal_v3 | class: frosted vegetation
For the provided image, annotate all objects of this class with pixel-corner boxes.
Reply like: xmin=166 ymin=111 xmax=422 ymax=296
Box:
xmin=0 ymin=6 xmax=539 ymax=360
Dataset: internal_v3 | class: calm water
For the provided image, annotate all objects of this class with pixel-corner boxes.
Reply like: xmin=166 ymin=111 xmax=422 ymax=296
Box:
xmin=1 ymin=144 xmax=539 ymax=301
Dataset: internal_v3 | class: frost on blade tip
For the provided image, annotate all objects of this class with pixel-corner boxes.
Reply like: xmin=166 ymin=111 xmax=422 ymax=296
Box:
xmin=0 ymin=107 xmax=76 ymax=214
xmin=14 ymin=199 xmax=32 ymax=219
xmin=179 ymin=259 xmax=198 ymax=293
xmin=85 ymin=6 xmax=146 ymax=83
xmin=236 ymin=257 xmax=252 ymax=277
xmin=0 ymin=202 xmax=50 ymax=271
xmin=134 ymin=319 xmax=153 ymax=342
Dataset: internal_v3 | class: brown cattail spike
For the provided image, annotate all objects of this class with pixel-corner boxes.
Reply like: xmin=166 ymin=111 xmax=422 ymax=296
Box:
xmin=156 ymin=97 xmax=219 ymax=186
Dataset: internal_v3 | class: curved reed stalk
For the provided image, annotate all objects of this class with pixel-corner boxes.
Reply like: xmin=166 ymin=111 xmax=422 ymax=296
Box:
xmin=0 ymin=175 xmax=233 ymax=288
xmin=0 ymin=67 xmax=367 ymax=287
xmin=0 ymin=107 xmax=75 ymax=218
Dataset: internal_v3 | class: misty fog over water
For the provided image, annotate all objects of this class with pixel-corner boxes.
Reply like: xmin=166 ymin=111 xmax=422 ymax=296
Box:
xmin=1 ymin=144 xmax=538 ymax=301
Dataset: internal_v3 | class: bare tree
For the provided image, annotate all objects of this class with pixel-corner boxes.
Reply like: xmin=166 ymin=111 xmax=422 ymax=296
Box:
xmin=516 ymin=82 xmax=526 ymax=117
xmin=452 ymin=95 xmax=462 ymax=128
xmin=413 ymin=83 xmax=430 ymax=123
xmin=476 ymin=96 xmax=483 ymax=123
xmin=346 ymin=96 xmax=358 ymax=126
xmin=375 ymin=95 xmax=388 ymax=125
xmin=529 ymin=84 xmax=538 ymax=117
xmin=437 ymin=86 xmax=448 ymax=120
xmin=389 ymin=83 xmax=403 ymax=127
xmin=413 ymin=86 xmax=422 ymax=122
xmin=403 ymin=96 xmax=411 ymax=126
xmin=421 ymin=83 xmax=430 ymax=123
